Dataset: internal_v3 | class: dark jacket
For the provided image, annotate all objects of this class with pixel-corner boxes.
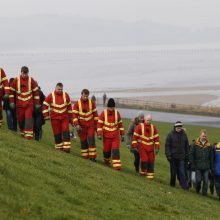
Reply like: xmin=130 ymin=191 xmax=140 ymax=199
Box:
xmin=126 ymin=117 xmax=139 ymax=145
xmin=165 ymin=128 xmax=189 ymax=160
xmin=189 ymin=138 xmax=213 ymax=170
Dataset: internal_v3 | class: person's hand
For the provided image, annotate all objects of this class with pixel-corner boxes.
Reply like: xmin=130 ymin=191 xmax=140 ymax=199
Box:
xmin=155 ymin=148 xmax=159 ymax=155
xmin=75 ymin=125 xmax=82 ymax=132
xmin=44 ymin=116 xmax=50 ymax=121
xmin=121 ymin=135 xmax=125 ymax=142
xmin=10 ymin=103 xmax=15 ymax=110
xmin=34 ymin=104 xmax=41 ymax=112
xmin=97 ymin=135 xmax=102 ymax=140
xmin=126 ymin=144 xmax=131 ymax=149
xmin=3 ymin=94 xmax=9 ymax=100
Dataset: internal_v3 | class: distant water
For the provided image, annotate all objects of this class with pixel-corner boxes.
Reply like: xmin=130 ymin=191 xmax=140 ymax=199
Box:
xmin=1 ymin=45 xmax=220 ymax=100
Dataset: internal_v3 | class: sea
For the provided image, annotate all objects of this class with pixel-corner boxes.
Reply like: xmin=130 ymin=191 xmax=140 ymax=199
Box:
xmin=1 ymin=44 xmax=220 ymax=105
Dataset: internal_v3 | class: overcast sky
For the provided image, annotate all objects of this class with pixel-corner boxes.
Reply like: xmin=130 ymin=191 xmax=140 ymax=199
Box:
xmin=1 ymin=0 xmax=220 ymax=28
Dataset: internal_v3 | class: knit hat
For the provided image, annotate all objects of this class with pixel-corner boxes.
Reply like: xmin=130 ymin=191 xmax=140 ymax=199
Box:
xmin=107 ymin=98 xmax=115 ymax=107
xmin=174 ymin=121 xmax=183 ymax=128
xmin=137 ymin=111 xmax=144 ymax=119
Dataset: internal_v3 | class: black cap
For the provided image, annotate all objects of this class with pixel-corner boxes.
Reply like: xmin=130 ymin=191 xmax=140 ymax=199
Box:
xmin=107 ymin=98 xmax=115 ymax=107
xmin=174 ymin=121 xmax=183 ymax=128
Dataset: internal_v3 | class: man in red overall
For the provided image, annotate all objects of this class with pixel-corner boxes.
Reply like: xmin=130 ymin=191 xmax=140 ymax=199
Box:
xmin=72 ymin=89 xmax=98 ymax=161
xmin=10 ymin=66 xmax=40 ymax=139
xmin=42 ymin=83 xmax=72 ymax=153
xmin=97 ymin=98 xmax=125 ymax=170
xmin=132 ymin=114 xmax=160 ymax=179
xmin=0 ymin=68 xmax=10 ymax=127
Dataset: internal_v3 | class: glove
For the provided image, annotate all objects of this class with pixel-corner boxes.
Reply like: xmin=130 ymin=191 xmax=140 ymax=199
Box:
xmin=126 ymin=144 xmax=131 ymax=149
xmin=75 ymin=125 xmax=82 ymax=132
xmin=131 ymin=148 xmax=139 ymax=153
xmin=155 ymin=148 xmax=159 ymax=155
xmin=3 ymin=94 xmax=9 ymax=100
xmin=121 ymin=135 xmax=125 ymax=142
xmin=10 ymin=103 xmax=15 ymax=110
xmin=97 ymin=135 xmax=102 ymax=140
xmin=44 ymin=116 xmax=50 ymax=121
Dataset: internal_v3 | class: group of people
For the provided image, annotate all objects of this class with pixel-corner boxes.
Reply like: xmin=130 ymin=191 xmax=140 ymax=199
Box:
xmin=1 ymin=66 xmax=220 ymax=201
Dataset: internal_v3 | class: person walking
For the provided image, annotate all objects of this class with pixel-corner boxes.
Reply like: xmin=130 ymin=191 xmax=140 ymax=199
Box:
xmin=72 ymin=89 xmax=99 ymax=161
xmin=43 ymin=83 xmax=73 ymax=152
xmin=0 ymin=68 xmax=10 ymax=127
xmin=10 ymin=66 xmax=40 ymax=139
xmin=3 ymin=78 xmax=17 ymax=131
xmin=165 ymin=121 xmax=189 ymax=189
xmin=132 ymin=114 xmax=160 ymax=179
xmin=97 ymin=98 xmax=125 ymax=170
xmin=189 ymin=129 xmax=213 ymax=196
xmin=126 ymin=111 xmax=144 ymax=174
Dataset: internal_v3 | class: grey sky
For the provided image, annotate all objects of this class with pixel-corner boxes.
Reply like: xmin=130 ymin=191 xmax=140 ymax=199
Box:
xmin=1 ymin=0 xmax=220 ymax=28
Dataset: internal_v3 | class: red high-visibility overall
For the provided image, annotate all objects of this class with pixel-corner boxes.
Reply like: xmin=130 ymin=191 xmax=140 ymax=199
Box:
xmin=132 ymin=123 xmax=160 ymax=179
xmin=43 ymin=91 xmax=72 ymax=152
xmin=72 ymin=99 xmax=98 ymax=159
xmin=10 ymin=75 xmax=39 ymax=139
xmin=0 ymin=68 xmax=10 ymax=127
xmin=97 ymin=109 xmax=125 ymax=170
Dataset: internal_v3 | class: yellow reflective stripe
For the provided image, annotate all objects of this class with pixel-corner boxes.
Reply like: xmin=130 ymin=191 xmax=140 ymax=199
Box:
xmin=104 ymin=109 xmax=107 ymax=124
xmin=112 ymin=164 xmax=121 ymax=168
xmin=97 ymin=128 xmax=103 ymax=131
xmin=1 ymin=77 xmax=7 ymax=81
xmin=92 ymin=108 xmax=97 ymax=112
xmin=78 ymin=99 xmax=93 ymax=115
xmin=151 ymin=124 xmax=154 ymax=138
xmin=34 ymin=96 xmax=40 ymax=100
xmin=115 ymin=110 xmax=118 ymax=124
xmin=119 ymin=128 xmax=124 ymax=130
xmin=17 ymin=76 xmax=32 ymax=94
xmin=63 ymin=92 xmax=67 ymax=104
xmin=43 ymin=101 xmax=49 ymax=106
xmin=43 ymin=110 xmax=49 ymax=114
xmin=140 ymin=140 xmax=154 ymax=145
xmin=98 ymin=119 xmax=104 ymax=123
xmin=81 ymin=149 xmax=88 ymax=153
xmin=94 ymin=117 xmax=99 ymax=120
xmin=154 ymin=142 xmax=160 ymax=145
xmin=10 ymin=87 xmax=15 ymax=91
xmin=32 ymin=86 xmax=38 ymax=92
xmin=51 ymin=92 xmax=68 ymax=107
xmin=89 ymin=148 xmax=96 ymax=152
xmin=132 ymin=141 xmax=137 ymax=144
xmin=103 ymin=126 xmax=118 ymax=131
xmin=50 ymin=108 xmax=67 ymax=113
xmin=63 ymin=142 xmax=71 ymax=145
xmin=89 ymin=99 xmax=92 ymax=112
xmin=78 ymin=100 xmax=82 ymax=113
xmin=89 ymin=152 xmax=96 ymax=156
xmin=79 ymin=115 xmax=93 ymax=121
xmin=112 ymin=159 xmax=121 ymax=163
xmin=25 ymin=131 xmax=33 ymax=134
xmin=9 ymin=95 xmax=14 ymax=98
xmin=134 ymin=132 xmax=140 ymax=137
xmin=73 ymin=109 xmax=79 ymax=114
xmin=52 ymin=92 xmax=55 ymax=104
xmin=17 ymin=95 xmax=32 ymax=101
xmin=154 ymin=134 xmax=159 ymax=138
xmin=17 ymin=77 xmax=20 ymax=93
xmin=4 ymin=86 xmax=10 ymax=90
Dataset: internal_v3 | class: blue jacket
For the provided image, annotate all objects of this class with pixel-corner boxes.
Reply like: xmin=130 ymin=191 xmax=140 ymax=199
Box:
xmin=213 ymin=143 xmax=220 ymax=176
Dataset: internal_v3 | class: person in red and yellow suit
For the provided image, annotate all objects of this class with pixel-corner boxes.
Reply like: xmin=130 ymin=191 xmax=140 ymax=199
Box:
xmin=10 ymin=66 xmax=40 ymax=139
xmin=97 ymin=98 xmax=125 ymax=170
xmin=132 ymin=114 xmax=160 ymax=179
xmin=72 ymin=89 xmax=98 ymax=161
xmin=42 ymin=82 xmax=73 ymax=153
xmin=0 ymin=68 xmax=10 ymax=127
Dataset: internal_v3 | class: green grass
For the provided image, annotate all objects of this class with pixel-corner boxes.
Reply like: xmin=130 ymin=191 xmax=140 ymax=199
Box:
xmin=0 ymin=118 xmax=220 ymax=220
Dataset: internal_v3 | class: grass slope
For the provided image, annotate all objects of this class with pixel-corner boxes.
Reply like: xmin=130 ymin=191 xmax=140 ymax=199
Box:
xmin=0 ymin=118 xmax=220 ymax=220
